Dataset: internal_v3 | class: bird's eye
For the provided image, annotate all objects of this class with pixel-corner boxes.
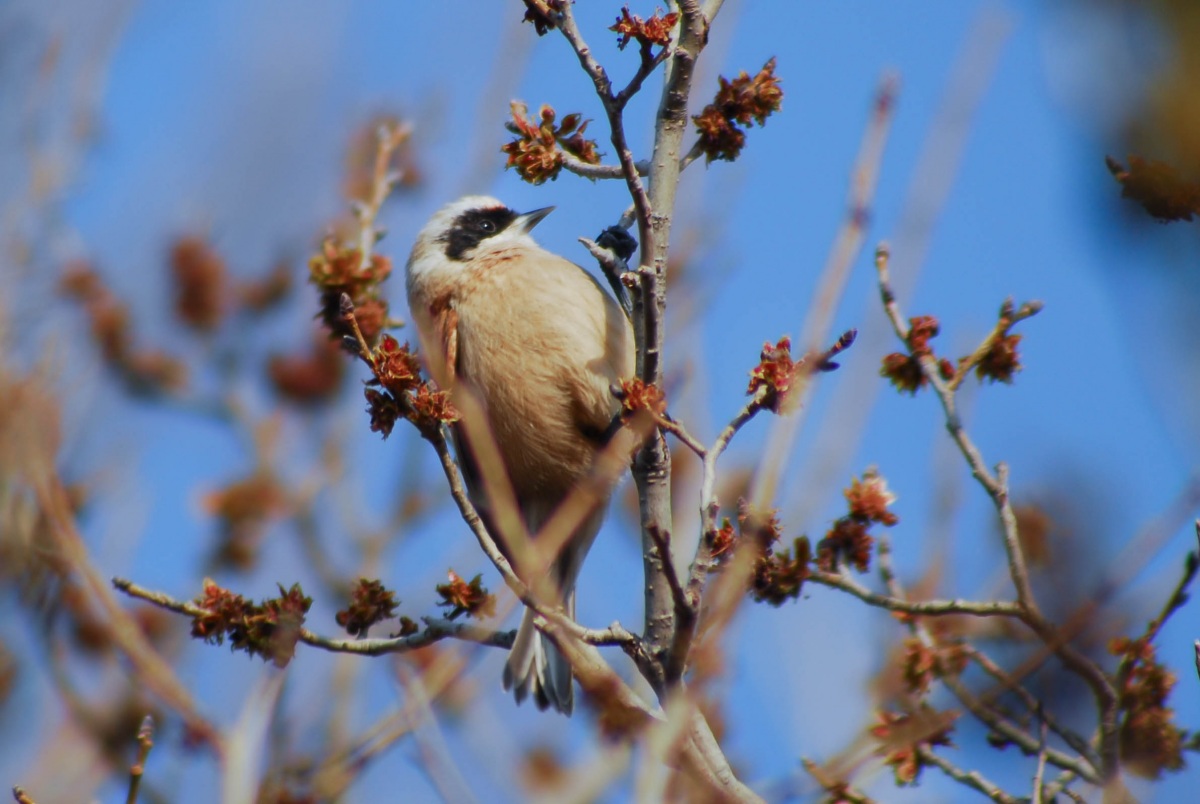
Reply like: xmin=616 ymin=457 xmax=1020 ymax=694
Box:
xmin=478 ymin=220 xmax=496 ymax=233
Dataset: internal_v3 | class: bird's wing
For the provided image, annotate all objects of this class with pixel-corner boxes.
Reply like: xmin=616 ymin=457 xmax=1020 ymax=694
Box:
xmin=426 ymin=303 xmax=459 ymax=387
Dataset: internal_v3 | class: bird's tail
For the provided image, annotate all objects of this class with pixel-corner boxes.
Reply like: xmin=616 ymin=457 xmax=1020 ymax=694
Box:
xmin=502 ymin=588 xmax=576 ymax=714
xmin=502 ymin=507 xmax=605 ymax=715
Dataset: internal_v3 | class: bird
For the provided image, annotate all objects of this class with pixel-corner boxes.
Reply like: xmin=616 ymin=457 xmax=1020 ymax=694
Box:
xmin=405 ymin=195 xmax=635 ymax=714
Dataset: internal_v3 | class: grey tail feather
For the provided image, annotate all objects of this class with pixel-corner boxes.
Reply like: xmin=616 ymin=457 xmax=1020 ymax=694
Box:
xmin=502 ymin=590 xmax=576 ymax=715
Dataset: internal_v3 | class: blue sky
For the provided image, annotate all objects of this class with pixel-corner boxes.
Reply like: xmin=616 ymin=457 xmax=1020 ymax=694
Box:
xmin=5 ymin=1 xmax=1199 ymax=801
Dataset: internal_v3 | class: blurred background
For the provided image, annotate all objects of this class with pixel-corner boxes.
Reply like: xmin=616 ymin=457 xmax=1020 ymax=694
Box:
xmin=2 ymin=0 xmax=1199 ymax=801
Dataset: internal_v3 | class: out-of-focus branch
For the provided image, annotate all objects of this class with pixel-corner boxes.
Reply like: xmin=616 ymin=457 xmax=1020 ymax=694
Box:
xmin=425 ymin=427 xmax=645 ymax=651
xmin=752 ymin=74 xmax=899 ymax=509
xmin=34 ymin=474 xmax=221 ymax=753
xmin=800 ymin=758 xmax=877 ymax=804
xmin=540 ymin=621 xmax=763 ymax=803
xmin=353 ymin=122 xmax=412 ymax=285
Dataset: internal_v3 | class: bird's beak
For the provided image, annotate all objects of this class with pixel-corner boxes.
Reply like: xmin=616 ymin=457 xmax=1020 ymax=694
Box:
xmin=515 ymin=206 xmax=555 ymax=233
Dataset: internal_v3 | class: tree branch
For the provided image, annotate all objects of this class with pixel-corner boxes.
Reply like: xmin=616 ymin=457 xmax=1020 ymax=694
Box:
xmin=917 ymin=746 xmax=1019 ymax=804
xmin=873 ymin=244 xmax=1119 ymax=777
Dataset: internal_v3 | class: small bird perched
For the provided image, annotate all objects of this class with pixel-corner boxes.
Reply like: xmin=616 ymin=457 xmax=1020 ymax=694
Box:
xmin=406 ymin=195 xmax=635 ymax=714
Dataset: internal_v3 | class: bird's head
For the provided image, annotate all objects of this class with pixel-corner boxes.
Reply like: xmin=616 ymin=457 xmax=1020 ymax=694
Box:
xmin=407 ymin=195 xmax=555 ymax=287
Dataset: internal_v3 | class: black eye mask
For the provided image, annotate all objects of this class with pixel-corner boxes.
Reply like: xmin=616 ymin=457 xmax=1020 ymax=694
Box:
xmin=442 ymin=207 xmax=519 ymax=260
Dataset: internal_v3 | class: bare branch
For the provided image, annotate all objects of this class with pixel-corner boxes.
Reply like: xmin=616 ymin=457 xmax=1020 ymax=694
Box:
xmin=126 ymin=715 xmax=154 ymax=804
xmin=875 ymin=536 xmax=1102 ymax=783
xmin=806 ymin=569 xmax=1023 ymax=618
xmin=112 ymin=577 xmax=522 ymax=654
xmin=561 ymin=150 xmax=649 ymax=179
xmin=1114 ymin=538 xmax=1198 ymax=691
xmin=354 ymin=122 xmax=413 ymax=288
xmin=33 ymin=474 xmax=222 ymax=752
xmin=873 ymin=244 xmax=1119 ymax=775
xmin=961 ymin=645 xmax=1098 ymax=768
xmin=689 ymin=396 xmax=766 ymax=601
xmin=917 ymin=746 xmax=1019 ymax=804
xmin=1033 ymin=714 xmax=1049 ymax=804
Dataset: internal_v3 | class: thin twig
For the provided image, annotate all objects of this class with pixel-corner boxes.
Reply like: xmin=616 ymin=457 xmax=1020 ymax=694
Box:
xmin=424 ymin=427 xmax=642 ymax=651
xmin=578 ymin=236 xmax=634 ymax=319
xmin=948 ymin=298 xmax=1043 ymax=391
xmin=1032 ymin=712 xmax=1048 ymax=804
xmin=126 ymin=715 xmax=155 ymax=804
xmin=354 ymin=122 xmax=412 ymax=281
xmin=111 ymin=577 xmax=535 ymax=654
xmin=917 ymin=746 xmax=1018 ymax=804
xmin=1114 ymin=527 xmax=1199 ymax=691
xmin=875 ymin=535 xmax=1101 ymax=783
xmin=807 ymin=570 xmax=1023 ymax=618
xmin=688 ymin=397 xmax=765 ymax=602
xmin=874 ymin=244 xmax=1118 ymax=775
xmin=657 ymin=412 xmax=708 ymax=459
xmin=561 ymin=151 xmax=649 ymax=179
xmin=1040 ymin=771 xmax=1082 ymax=803
xmin=961 ymin=645 xmax=1097 ymax=767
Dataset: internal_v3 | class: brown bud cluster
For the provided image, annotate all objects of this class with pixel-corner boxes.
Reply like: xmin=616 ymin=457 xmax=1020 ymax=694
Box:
xmin=521 ymin=0 xmax=564 ymax=36
xmin=974 ymin=332 xmax=1022 ymax=384
xmin=502 ymin=102 xmax=601 ymax=185
xmin=335 ymin=578 xmax=400 ymax=638
xmin=751 ymin=536 xmax=811 ymax=606
xmin=618 ymin=377 xmax=666 ymax=421
xmin=435 ymin=570 xmax=496 ymax=620
xmin=190 ymin=579 xmax=312 ymax=668
xmin=610 ymin=6 xmax=678 ymax=51
xmin=693 ymin=58 xmax=783 ymax=162
xmin=238 ymin=261 xmax=292 ymax=312
xmin=363 ymin=335 xmax=459 ymax=440
xmin=1106 ymin=154 xmax=1200 ymax=223
xmin=747 ymin=336 xmax=796 ymax=412
xmin=881 ymin=315 xmax=942 ymax=395
xmin=817 ymin=470 xmax=897 ymax=573
xmin=268 ymin=334 xmax=345 ymax=405
xmin=308 ymin=238 xmax=393 ymax=348
xmin=202 ymin=472 xmax=289 ymax=571
xmin=59 ymin=262 xmax=187 ymax=395
xmin=870 ymin=707 xmax=954 ymax=786
xmin=1110 ymin=637 xmax=1185 ymax=778
xmin=710 ymin=501 xmax=813 ymax=606
xmin=900 ymin=638 xmax=968 ymax=697
xmin=170 ymin=236 xmax=227 ymax=332
xmin=747 ymin=330 xmax=853 ymax=413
